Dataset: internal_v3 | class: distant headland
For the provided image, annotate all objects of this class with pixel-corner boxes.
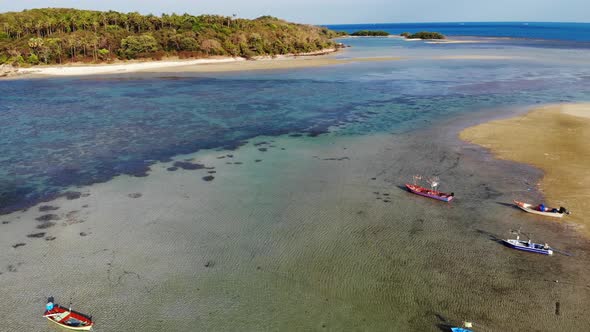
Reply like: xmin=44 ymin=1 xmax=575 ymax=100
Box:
xmin=0 ymin=8 xmax=341 ymax=67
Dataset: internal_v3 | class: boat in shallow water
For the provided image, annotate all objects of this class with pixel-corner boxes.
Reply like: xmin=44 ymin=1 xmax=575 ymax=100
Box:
xmin=451 ymin=328 xmax=473 ymax=332
xmin=513 ymin=200 xmax=569 ymax=218
xmin=44 ymin=297 xmax=93 ymax=331
xmin=451 ymin=321 xmax=474 ymax=332
xmin=405 ymin=184 xmax=454 ymax=202
xmin=502 ymin=234 xmax=553 ymax=255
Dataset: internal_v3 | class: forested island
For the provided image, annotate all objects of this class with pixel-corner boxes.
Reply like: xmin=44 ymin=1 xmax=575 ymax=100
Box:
xmin=350 ymin=30 xmax=389 ymax=36
xmin=400 ymin=31 xmax=445 ymax=39
xmin=0 ymin=8 xmax=341 ymax=66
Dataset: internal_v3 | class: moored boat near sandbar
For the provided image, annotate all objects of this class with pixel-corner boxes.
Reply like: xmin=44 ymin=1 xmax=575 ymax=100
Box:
xmin=513 ymin=200 xmax=569 ymax=218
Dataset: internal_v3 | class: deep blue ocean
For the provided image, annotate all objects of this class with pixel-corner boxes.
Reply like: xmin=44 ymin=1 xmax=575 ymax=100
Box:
xmin=327 ymin=22 xmax=590 ymax=42
xmin=1 ymin=31 xmax=590 ymax=214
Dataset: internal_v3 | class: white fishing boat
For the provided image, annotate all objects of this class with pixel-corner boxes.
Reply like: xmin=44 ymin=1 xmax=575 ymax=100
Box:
xmin=513 ymin=200 xmax=569 ymax=218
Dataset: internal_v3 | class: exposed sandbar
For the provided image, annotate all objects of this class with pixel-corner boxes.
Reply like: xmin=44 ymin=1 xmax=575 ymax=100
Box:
xmin=460 ymin=103 xmax=590 ymax=235
xmin=431 ymin=55 xmax=519 ymax=60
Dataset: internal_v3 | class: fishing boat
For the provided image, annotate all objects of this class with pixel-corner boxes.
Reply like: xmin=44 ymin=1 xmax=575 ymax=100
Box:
xmin=502 ymin=231 xmax=553 ymax=255
xmin=451 ymin=321 xmax=473 ymax=332
xmin=405 ymin=184 xmax=454 ymax=202
xmin=513 ymin=200 xmax=569 ymax=218
xmin=451 ymin=328 xmax=473 ymax=332
xmin=405 ymin=176 xmax=454 ymax=202
xmin=43 ymin=297 xmax=93 ymax=331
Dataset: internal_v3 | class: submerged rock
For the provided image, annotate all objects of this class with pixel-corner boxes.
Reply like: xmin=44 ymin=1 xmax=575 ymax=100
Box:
xmin=63 ymin=191 xmax=82 ymax=200
xmin=128 ymin=192 xmax=142 ymax=198
xmin=35 ymin=214 xmax=60 ymax=222
xmin=37 ymin=222 xmax=56 ymax=229
xmin=322 ymin=157 xmax=350 ymax=161
xmin=202 ymin=176 xmax=215 ymax=182
xmin=39 ymin=205 xmax=59 ymax=212
xmin=173 ymin=161 xmax=205 ymax=170
xmin=27 ymin=232 xmax=46 ymax=238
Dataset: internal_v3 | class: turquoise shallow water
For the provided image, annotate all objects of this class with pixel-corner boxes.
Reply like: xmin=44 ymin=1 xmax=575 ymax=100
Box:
xmin=1 ymin=37 xmax=590 ymax=214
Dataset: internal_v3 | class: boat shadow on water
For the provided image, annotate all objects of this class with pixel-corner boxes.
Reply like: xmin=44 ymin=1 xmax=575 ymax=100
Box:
xmin=475 ymin=229 xmax=503 ymax=243
xmin=495 ymin=201 xmax=522 ymax=211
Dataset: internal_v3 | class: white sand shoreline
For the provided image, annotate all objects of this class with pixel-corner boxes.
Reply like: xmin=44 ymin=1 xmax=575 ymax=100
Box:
xmin=12 ymin=48 xmax=337 ymax=77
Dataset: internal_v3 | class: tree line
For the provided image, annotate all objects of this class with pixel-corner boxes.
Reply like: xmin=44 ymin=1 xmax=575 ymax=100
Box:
xmin=400 ymin=31 xmax=445 ymax=39
xmin=0 ymin=8 xmax=341 ymax=65
xmin=350 ymin=30 xmax=389 ymax=36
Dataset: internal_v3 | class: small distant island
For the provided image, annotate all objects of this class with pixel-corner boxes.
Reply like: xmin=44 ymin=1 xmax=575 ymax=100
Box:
xmin=0 ymin=8 xmax=341 ymax=67
xmin=350 ymin=30 xmax=389 ymax=36
xmin=400 ymin=31 xmax=445 ymax=39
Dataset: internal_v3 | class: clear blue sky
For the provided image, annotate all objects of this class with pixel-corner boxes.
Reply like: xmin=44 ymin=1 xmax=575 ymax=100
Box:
xmin=2 ymin=0 xmax=588 ymax=24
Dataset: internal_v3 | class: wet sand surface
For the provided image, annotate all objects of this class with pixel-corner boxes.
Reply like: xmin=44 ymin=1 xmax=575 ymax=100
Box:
xmin=1 ymin=109 xmax=589 ymax=331
xmin=461 ymin=103 xmax=590 ymax=236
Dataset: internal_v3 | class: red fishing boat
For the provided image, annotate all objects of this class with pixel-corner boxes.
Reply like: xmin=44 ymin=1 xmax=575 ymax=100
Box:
xmin=405 ymin=175 xmax=454 ymax=202
xmin=405 ymin=184 xmax=454 ymax=202
xmin=43 ymin=297 xmax=94 ymax=331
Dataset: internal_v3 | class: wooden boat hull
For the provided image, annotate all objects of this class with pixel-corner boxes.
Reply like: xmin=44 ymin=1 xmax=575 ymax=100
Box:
xmin=405 ymin=184 xmax=454 ymax=202
xmin=451 ymin=328 xmax=473 ymax=332
xmin=46 ymin=317 xmax=93 ymax=331
xmin=502 ymin=239 xmax=553 ymax=255
xmin=44 ymin=304 xmax=93 ymax=331
xmin=513 ymin=200 xmax=566 ymax=218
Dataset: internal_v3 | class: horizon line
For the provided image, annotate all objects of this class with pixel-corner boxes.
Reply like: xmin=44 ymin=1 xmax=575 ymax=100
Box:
xmin=322 ymin=20 xmax=590 ymax=25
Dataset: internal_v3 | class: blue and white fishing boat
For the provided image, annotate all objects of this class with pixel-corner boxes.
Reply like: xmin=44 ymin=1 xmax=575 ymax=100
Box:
xmin=451 ymin=321 xmax=473 ymax=332
xmin=451 ymin=328 xmax=473 ymax=332
xmin=502 ymin=231 xmax=553 ymax=255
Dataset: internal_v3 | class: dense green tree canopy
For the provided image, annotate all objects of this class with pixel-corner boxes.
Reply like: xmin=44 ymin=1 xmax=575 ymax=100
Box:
xmin=0 ymin=8 xmax=341 ymax=65
xmin=350 ymin=30 xmax=389 ymax=36
xmin=405 ymin=31 xmax=445 ymax=39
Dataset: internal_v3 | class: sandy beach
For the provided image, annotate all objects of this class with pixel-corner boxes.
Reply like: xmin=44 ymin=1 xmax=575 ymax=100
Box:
xmin=12 ymin=49 xmax=339 ymax=77
xmin=4 ymin=46 xmax=524 ymax=78
xmin=460 ymin=103 xmax=590 ymax=235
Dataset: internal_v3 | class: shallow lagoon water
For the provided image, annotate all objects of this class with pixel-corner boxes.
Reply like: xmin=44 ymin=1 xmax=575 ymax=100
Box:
xmin=1 ymin=37 xmax=590 ymax=331
xmin=2 ymin=38 xmax=590 ymax=213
